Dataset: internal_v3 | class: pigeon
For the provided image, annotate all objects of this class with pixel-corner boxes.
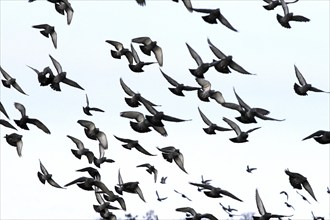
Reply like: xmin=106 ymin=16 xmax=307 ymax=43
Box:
xmin=280 ymin=191 xmax=289 ymax=201
xmin=105 ymin=40 xmax=134 ymax=64
xmin=65 ymin=177 xmax=114 ymax=198
xmin=284 ymin=202 xmax=295 ymax=210
xmin=277 ymin=0 xmax=310 ymax=28
xmin=156 ymin=190 xmax=167 ymax=201
xmin=207 ymin=38 xmax=254 ymax=75
xmin=76 ymin=167 xmax=101 ymax=181
xmin=186 ymin=43 xmax=220 ymax=78
xmin=113 ymin=135 xmax=156 ymax=156
xmin=296 ymin=191 xmax=311 ymax=204
xmin=285 ymin=169 xmax=317 ymax=201
xmin=93 ymin=145 xmax=115 ymax=168
xmin=143 ymin=102 xmax=191 ymax=127
xmin=48 ymin=0 xmax=74 ymax=25
xmin=49 ymin=54 xmax=84 ymax=91
xmin=0 ymin=66 xmax=28 ymax=95
xmin=4 ymin=133 xmax=23 ymax=157
xmin=101 ymin=190 xmax=126 ymax=211
xmin=195 ymin=78 xmax=225 ymax=104
xmin=191 ymin=8 xmax=237 ymax=32
xmin=174 ymin=189 xmax=192 ymax=201
xmin=14 ymin=102 xmax=51 ymax=134
xmin=93 ymin=190 xmax=120 ymax=216
xmin=219 ymin=203 xmax=237 ymax=213
xmin=176 ymin=207 xmax=218 ymax=220
xmin=160 ymin=68 xmax=199 ymax=96
xmin=262 ymin=0 xmax=299 ymax=11
xmin=132 ymin=36 xmax=163 ymax=66
xmin=302 ymin=130 xmax=330 ymax=144
xmin=77 ymin=120 xmax=108 ymax=149
xmin=135 ymin=0 xmax=146 ymax=6
xmin=119 ymin=78 xmax=159 ymax=108
xmin=197 ymin=107 xmax=232 ymax=134
xmin=27 ymin=65 xmax=55 ymax=87
xmin=172 ymin=0 xmax=193 ymax=12
xmin=293 ymin=65 xmax=329 ymax=95
xmin=254 ymin=188 xmax=293 ymax=220
xmin=189 ymin=182 xmax=243 ymax=202
xmin=246 ymin=165 xmax=257 ymax=173
xmin=157 ymin=146 xmax=188 ymax=174
xmin=136 ymin=163 xmax=158 ymax=183
xmin=67 ymin=135 xmax=95 ymax=164
xmin=222 ymin=88 xmax=285 ymax=123
xmin=222 ymin=117 xmax=260 ymax=143
xmin=160 ymin=176 xmax=167 ymax=184
xmin=115 ymin=169 xmax=145 ymax=202
xmin=120 ymin=111 xmax=168 ymax=136
xmin=83 ymin=94 xmax=105 ymax=116
xmin=32 ymin=24 xmax=57 ymax=49
xmin=129 ymin=43 xmax=156 ymax=72
xmin=37 ymin=159 xmax=65 ymax=188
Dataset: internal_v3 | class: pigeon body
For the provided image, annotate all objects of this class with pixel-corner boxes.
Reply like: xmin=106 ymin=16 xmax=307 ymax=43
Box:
xmin=277 ymin=0 xmax=310 ymax=28
xmin=132 ymin=36 xmax=163 ymax=66
xmin=302 ymin=130 xmax=330 ymax=144
xmin=4 ymin=133 xmax=23 ymax=157
xmin=105 ymin=40 xmax=133 ymax=64
xmin=32 ymin=24 xmax=57 ymax=48
xmin=38 ymin=160 xmax=64 ymax=188
xmin=0 ymin=66 xmax=28 ymax=95
xmin=223 ymin=117 xmax=260 ymax=143
xmin=83 ymin=94 xmax=105 ymax=116
xmin=157 ymin=146 xmax=188 ymax=174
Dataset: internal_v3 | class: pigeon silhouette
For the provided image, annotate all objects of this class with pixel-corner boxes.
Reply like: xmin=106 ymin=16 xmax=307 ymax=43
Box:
xmin=32 ymin=24 xmax=57 ymax=49
xmin=38 ymin=159 xmax=65 ymax=188
xmin=0 ymin=66 xmax=28 ymax=95
xmin=83 ymin=94 xmax=105 ymax=116
xmin=4 ymin=133 xmax=23 ymax=157
xmin=277 ymin=0 xmax=310 ymax=28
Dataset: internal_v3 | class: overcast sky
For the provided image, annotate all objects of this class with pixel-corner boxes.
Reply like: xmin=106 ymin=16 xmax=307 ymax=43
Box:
xmin=0 ymin=0 xmax=329 ymax=220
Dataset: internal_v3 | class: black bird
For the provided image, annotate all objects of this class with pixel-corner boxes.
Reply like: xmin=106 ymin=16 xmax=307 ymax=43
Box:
xmin=302 ymin=130 xmax=330 ymax=144
xmin=160 ymin=176 xmax=167 ymax=184
xmin=174 ymin=189 xmax=192 ymax=201
xmin=65 ymin=177 xmax=113 ymax=197
xmin=172 ymin=0 xmax=193 ymax=12
xmin=4 ymin=133 xmax=23 ymax=157
xmin=191 ymin=8 xmax=237 ymax=32
xmin=38 ymin=159 xmax=65 ymax=188
xmin=207 ymin=38 xmax=254 ymax=75
xmin=327 ymin=187 xmax=330 ymax=194
xmin=219 ymin=203 xmax=237 ymax=213
xmin=120 ymin=111 xmax=167 ymax=136
xmin=246 ymin=165 xmax=257 ymax=173
xmin=277 ymin=0 xmax=310 ymax=28
xmin=77 ymin=120 xmax=108 ymax=149
xmin=93 ymin=190 xmax=120 ymax=216
xmin=222 ymin=117 xmax=260 ymax=143
xmin=115 ymin=169 xmax=145 ymax=202
xmin=14 ymin=102 xmax=51 ymax=134
xmin=156 ymin=190 xmax=167 ymax=201
xmin=160 ymin=68 xmax=199 ymax=96
xmin=195 ymin=78 xmax=225 ymax=104
xmin=186 ymin=43 xmax=219 ymax=78
xmin=0 ymin=66 xmax=28 ymax=95
xmin=132 ymin=36 xmax=163 ymax=66
xmin=129 ymin=43 xmax=156 ymax=72
xmin=254 ymin=188 xmax=293 ymax=220
xmin=136 ymin=163 xmax=158 ymax=183
xmin=144 ymin=102 xmax=191 ymax=127
xmin=296 ymin=191 xmax=311 ymax=204
xmin=83 ymin=94 xmax=105 ymax=116
xmin=285 ymin=169 xmax=317 ymax=201
xmin=189 ymin=182 xmax=243 ymax=202
xmin=293 ymin=65 xmax=329 ymax=95
xmin=280 ymin=191 xmax=289 ymax=201
xmin=27 ymin=65 xmax=55 ymax=87
xmin=114 ymin=135 xmax=156 ymax=156
xmin=105 ymin=40 xmax=134 ymax=64
xmin=67 ymin=135 xmax=94 ymax=164
xmin=157 ymin=146 xmax=188 ymax=174
xmin=32 ymin=24 xmax=57 ymax=49
xmin=284 ymin=202 xmax=295 ymax=210
xmin=119 ymin=78 xmax=159 ymax=108
xmin=48 ymin=0 xmax=74 ymax=25
xmin=135 ymin=0 xmax=146 ymax=6
xmin=198 ymin=107 xmax=232 ymax=134
xmin=176 ymin=207 xmax=218 ymax=220
xmin=76 ymin=167 xmax=101 ymax=181
xmin=93 ymin=145 xmax=115 ymax=168
xmin=262 ymin=0 xmax=298 ymax=11
xmin=49 ymin=54 xmax=84 ymax=91
xmin=311 ymin=211 xmax=325 ymax=220
xmin=102 ymin=190 xmax=126 ymax=211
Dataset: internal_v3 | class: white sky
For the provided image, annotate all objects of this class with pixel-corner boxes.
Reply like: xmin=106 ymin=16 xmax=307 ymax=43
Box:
xmin=0 ymin=1 xmax=329 ymax=220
